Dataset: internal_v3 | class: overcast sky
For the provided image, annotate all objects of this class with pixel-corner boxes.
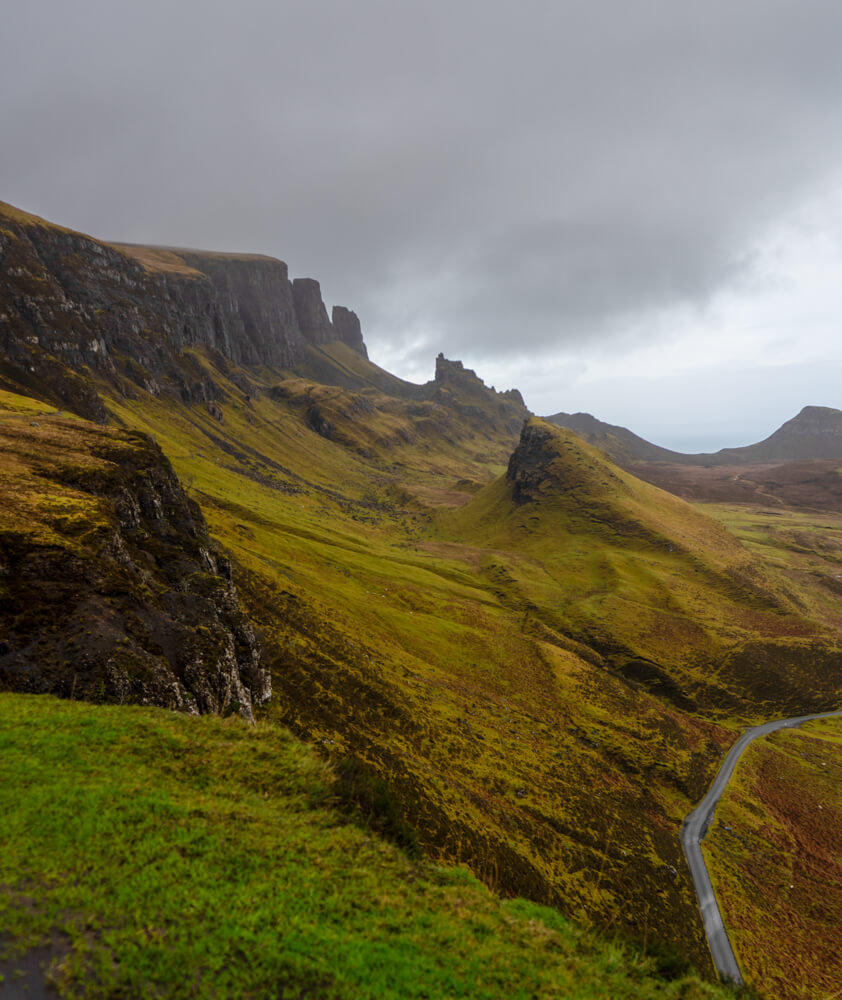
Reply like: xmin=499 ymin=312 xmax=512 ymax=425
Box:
xmin=4 ymin=1 xmax=842 ymax=451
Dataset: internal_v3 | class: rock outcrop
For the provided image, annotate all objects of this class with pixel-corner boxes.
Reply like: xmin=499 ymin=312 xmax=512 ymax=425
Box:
xmin=331 ymin=305 xmax=367 ymax=357
xmin=292 ymin=277 xmax=334 ymax=346
xmin=0 ymin=201 xmax=367 ymax=417
xmin=0 ymin=412 xmax=270 ymax=720
xmin=506 ymin=418 xmax=564 ymax=504
xmin=431 ymin=353 xmax=528 ymax=436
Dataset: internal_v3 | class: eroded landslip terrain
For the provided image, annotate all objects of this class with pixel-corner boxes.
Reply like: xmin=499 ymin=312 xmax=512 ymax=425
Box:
xmin=2 ymin=199 xmax=841 ymax=997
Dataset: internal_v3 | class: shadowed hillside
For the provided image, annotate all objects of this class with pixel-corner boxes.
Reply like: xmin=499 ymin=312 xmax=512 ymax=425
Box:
xmin=0 ymin=390 xmax=269 ymax=718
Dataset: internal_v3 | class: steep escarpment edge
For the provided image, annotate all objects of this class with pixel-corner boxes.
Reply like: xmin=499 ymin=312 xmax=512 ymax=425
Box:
xmin=0 ymin=200 xmax=366 ymax=418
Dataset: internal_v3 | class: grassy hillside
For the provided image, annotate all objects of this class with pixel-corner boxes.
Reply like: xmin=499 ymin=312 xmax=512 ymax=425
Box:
xmin=441 ymin=419 xmax=842 ymax=713
xmin=83 ymin=362 xmax=737 ymax=967
xmin=0 ymin=693 xmax=745 ymax=1000
xmin=703 ymin=504 xmax=842 ymax=634
xmin=3 ymin=353 xmax=842 ymax=984
xmin=4 ymin=201 xmax=841 ymax=996
xmin=61 ymin=367 xmax=831 ymax=971
xmin=702 ymin=716 xmax=842 ymax=999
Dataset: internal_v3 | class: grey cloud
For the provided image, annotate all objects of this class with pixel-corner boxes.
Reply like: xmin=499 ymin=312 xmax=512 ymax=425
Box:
xmin=4 ymin=0 xmax=842 ymax=374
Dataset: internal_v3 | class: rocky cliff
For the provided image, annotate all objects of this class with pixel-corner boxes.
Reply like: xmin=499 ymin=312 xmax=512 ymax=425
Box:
xmin=0 ymin=405 xmax=270 ymax=720
xmin=292 ymin=277 xmax=334 ymax=346
xmin=331 ymin=305 xmax=368 ymax=357
xmin=431 ymin=353 xmax=527 ymax=436
xmin=0 ymin=201 xmax=367 ymax=419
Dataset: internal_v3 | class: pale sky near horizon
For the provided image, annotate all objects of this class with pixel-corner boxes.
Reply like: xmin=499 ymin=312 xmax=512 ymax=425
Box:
xmin=4 ymin=1 xmax=842 ymax=452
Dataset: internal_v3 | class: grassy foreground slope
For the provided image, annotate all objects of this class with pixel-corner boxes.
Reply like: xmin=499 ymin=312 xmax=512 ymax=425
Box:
xmin=0 ymin=693 xmax=741 ymax=1000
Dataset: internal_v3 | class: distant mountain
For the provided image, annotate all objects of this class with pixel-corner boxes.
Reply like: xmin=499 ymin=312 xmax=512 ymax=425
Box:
xmin=546 ymin=405 xmax=842 ymax=466
xmin=543 ymin=412 xmax=688 ymax=465
xmin=717 ymin=405 xmax=842 ymax=463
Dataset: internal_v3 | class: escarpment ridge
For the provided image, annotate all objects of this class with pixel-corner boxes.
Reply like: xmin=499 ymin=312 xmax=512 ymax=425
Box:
xmin=0 ymin=201 xmax=367 ymax=418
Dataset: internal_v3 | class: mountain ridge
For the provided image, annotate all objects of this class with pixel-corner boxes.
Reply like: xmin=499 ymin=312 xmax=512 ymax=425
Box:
xmin=547 ymin=404 xmax=842 ymax=466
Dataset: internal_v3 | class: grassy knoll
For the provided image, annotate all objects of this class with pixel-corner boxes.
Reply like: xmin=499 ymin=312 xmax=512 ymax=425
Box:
xmin=440 ymin=421 xmax=842 ymax=716
xmin=702 ymin=717 xmax=842 ymax=999
xmin=0 ymin=693 xmax=743 ymax=1000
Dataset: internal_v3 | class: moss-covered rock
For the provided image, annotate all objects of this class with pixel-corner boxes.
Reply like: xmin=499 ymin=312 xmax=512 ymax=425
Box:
xmin=0 ymin=408 xmax=269 ymax=719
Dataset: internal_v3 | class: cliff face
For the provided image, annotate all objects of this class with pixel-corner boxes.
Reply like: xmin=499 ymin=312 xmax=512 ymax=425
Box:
xmin=431 ymin=353 xmax=527 ymax=436
xmin=0 ymin=202 xmax=367 ymax=418
xmin=331 ymin=305 xmax=368 ymax=357
xmin=0 ymin=408 xmax=270 ymax=720
xmin=292 ymin=277 xmax=334 ymax=346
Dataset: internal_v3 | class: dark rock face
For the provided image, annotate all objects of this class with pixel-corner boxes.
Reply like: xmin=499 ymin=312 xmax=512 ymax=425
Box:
xmin=176 ymin=251 xmax=303 ymax=366
xmin=500 ymin=387 xmax=525 ymax=407
xmin=331 ymin=305 xmax=367 ymax=357
xmin=0 ymin=205 xmax=369 ymax=416
xmin=0 ymin=417 xmax=271 ymax=720
xmin=292 ymin=277 xmax=334 ymax=346
xmin=434 ymin=353 xmax=478 ymax=384
xmin=430 ymin=353 xmax=529 ymax=437
xmin=506 ymin=419 xmax=561 ymax=503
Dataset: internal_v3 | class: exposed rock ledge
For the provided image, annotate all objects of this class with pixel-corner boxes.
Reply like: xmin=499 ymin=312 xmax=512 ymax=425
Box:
xmin=0 ymin=413 xmax=271 ymax=720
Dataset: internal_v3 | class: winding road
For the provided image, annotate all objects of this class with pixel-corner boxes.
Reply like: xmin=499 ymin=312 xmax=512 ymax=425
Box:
xmin=680 ymin=708 xmax=842 ymax=984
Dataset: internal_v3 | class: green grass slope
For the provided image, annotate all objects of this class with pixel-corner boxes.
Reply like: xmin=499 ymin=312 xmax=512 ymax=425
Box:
xmin=4 ymin=360 xmax=842 ymax=975
xmin=0 ymin=694 xmax=744 ymax=1000
xmin=441 ymin=419 xmax=842 ymax=712
xmin=90 ymin=364 xmax=736 ymax=967
xmin=65 ymin=375 xmax=835 ymax=969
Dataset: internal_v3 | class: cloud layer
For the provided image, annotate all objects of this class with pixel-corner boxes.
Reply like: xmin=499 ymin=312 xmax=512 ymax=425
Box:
xmin=4 ymin=1 xmax=842 ymax=444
